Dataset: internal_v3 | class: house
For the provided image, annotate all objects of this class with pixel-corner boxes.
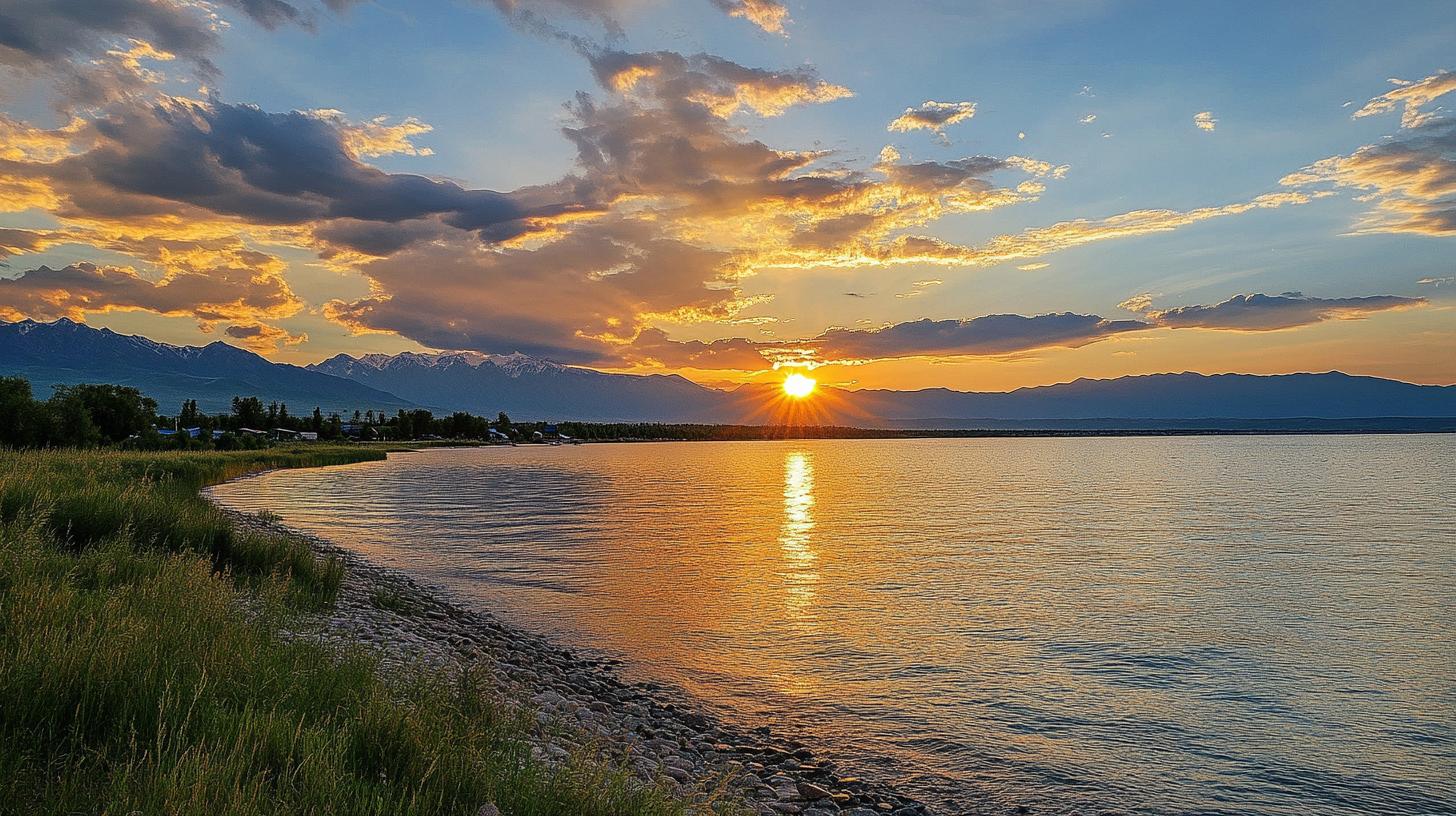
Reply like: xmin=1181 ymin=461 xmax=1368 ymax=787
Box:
xmin=272 ymin=428 xmax=319 ymax=441
xmin=339 ymin=423 xmax=371 ymax=440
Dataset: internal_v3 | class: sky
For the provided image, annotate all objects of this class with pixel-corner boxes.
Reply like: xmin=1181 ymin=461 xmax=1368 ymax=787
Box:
xmin=0 ymin=0 xmax=1452 ymax=392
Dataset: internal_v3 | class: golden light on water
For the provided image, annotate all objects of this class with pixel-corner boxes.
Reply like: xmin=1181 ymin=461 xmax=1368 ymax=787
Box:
xmin=778 ymin=452 xmax=818 ymax=622
xmin=782 ymin=373 xmax=817 ymax=399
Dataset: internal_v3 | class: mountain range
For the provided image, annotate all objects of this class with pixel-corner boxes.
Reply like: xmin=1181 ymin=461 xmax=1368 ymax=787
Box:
xmin=3 ymin=318 xmax=1454 ymax=427
xmin=0 ymin=318 xmax=408 ymax=415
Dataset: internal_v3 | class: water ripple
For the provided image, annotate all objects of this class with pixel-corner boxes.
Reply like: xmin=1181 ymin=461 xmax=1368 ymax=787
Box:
xmin=210 ymin=437 xmax=1456 ymax=816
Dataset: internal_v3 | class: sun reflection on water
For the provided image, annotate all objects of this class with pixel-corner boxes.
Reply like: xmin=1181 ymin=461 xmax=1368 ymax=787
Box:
xmin=778 ymin=451 xmax=818 ymax=620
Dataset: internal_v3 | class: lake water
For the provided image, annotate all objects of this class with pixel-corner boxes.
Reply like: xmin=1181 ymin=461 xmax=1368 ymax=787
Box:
xmin=209 ymin=437 xmax=1456 ymax=815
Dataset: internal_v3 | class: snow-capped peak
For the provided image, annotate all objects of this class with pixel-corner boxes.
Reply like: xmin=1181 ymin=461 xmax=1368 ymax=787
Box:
xmin=329 ymin=350 xmax=565 ymax=377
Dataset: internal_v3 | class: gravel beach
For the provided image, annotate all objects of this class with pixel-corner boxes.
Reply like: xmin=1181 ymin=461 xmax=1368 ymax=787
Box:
xmin=216 ymin=500 xmax=944 ymax=816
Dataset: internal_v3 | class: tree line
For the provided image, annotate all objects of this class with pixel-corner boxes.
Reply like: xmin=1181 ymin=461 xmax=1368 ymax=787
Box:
xmin=0 ymin=377 xmax=557 ymax=449
xmin=1 ymin=375 xmax=1021 ymax=451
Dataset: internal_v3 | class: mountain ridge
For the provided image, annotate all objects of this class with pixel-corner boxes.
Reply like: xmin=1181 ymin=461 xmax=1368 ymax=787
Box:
xmin=3 ymin=319 xmax=1454 ymax=425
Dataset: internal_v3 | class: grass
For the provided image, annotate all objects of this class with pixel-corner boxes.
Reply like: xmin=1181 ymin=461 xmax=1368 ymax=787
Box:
xmin=0 ymin=447 xmax=707 ymax=816
xmin=370 ymin=585 xmax=421 ymax=617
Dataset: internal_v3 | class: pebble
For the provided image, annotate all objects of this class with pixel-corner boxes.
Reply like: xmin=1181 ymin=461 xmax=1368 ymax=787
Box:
xmin=214 ymin=503 xmax=947 ymax=816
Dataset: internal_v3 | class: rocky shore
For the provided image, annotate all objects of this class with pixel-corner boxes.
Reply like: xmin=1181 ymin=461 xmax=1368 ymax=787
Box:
xmin=218 ymin=502 xmax=942 ymax=816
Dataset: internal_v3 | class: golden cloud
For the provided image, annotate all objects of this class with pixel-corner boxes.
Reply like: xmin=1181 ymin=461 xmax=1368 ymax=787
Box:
xmin=1353 ymin=70 xmax=1456 ymax=129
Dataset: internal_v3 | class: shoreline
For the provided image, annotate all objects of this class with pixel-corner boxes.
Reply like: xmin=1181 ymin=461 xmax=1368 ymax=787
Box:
xmin=356 ymin=424 xmax=1456 ymax=451
xmin=211 ymin=473 xmax=945 ymax=816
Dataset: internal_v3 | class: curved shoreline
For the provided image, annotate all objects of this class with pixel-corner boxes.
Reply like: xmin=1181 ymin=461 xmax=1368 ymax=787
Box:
xmin=209 ymin=473 xmax=945 ymax=816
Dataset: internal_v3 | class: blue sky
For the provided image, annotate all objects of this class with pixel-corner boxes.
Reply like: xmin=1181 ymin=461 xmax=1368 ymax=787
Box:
xmin=0 ymin=0 xmax=1452 ymax=389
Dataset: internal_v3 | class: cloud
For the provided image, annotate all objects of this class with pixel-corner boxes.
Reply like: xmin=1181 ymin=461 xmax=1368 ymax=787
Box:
xmin=0 ymin=227 xmax=66 ymax=260
xmin=323 ymin=223 xmax=743 ymax=365
xmin=788 ymin=191 xmax=1322 ymax=271
xmin=303 ymin=109 xmax=435 ymax=158
xmin=588 ymin=50 xmax=851 ymax=117
xmin=0 ymin=0 xmax=220 ymax=76
xmin=3 ymin=99 xmax=575 ymax=240
xmin=0 ymin=258 xmax=300 ymax=326
xmin=887 ymin=100 xmax=977 ymax=140
xmin=1417 ymin=275 xmax=1454 ymax=286
xmin=1 ymin=46 xmax=1052 ymax=362
xmin=1353 ymin=70 xmax=1456 ymax=129
xmin=223 ymin=321 xmax=309 ymax=351
xmin=1016 ymin=262 xmax=1049 ymax=271
xmin=1 ymin=4 xmax=1368 ymax=378
xmin=1281 ymin=119 xmax=1456 ymax=235
xmin=803 ymin=312 xmax=1145 ymax=362
xmin=635 ymin=289 xmax=1428 ymax=370
xmin=623 ymin=326 xmax=774 ymax=368
xmin=893 ymin=279 xmax=942 ymax=298
xmin=1079 ymin=114 xmax=1097 ymax=124
xmin=707 ymin=0 xmax=789 ymax=33
xmin=1194 ymin=111 xmax=1217 ymax=131
xmin=1140 ymin=292 xmax=1424 ymax=330
xmin=1117 ymin=293 xmax=1154 ymax=312
xmin=0 ymin=0 xmax=349 ymax=109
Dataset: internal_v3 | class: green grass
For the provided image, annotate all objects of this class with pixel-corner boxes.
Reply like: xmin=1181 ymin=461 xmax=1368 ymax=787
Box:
xmin=0 ymin=447 xmax=708 ymax=816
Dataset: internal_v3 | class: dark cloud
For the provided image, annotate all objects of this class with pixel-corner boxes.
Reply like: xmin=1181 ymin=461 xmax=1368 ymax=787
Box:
xmin=1144 ymin=293 xmax=1424 ymax=331
xmin=0 ymin=0 xmax=220 ymax=73
xmin=0 ymin=0 xmax=358 ymax=110
xmin=0 ymin=228 xmax=52 ymax=258
xmin=223 ymin=321 xmax=307 ymax=350
xmin=624 ymin=290 xmax=1428 ymax=370
xmin=807 ymin=313 xmax=1147 ymax=361
xmin=0 ymin=260 xmax=299 ymax=324
xmin=11 ymin=100 xmax=579 ymax=236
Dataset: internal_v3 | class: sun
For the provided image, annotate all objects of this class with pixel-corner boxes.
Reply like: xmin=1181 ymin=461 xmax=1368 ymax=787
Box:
xmin=782 ymin=372 xmax=817 ymax=399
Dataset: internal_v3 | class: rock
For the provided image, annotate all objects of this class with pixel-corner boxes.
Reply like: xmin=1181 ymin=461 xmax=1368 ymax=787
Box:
xmin=206 ymin=504 xmax=941 ymax=816
xmin=797 ymin=782 xmax=833 ymax=801
xmin=663 ymin=765 xmax=693 ymax=783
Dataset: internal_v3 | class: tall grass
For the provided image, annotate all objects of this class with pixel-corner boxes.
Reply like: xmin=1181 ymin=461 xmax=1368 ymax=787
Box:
xmin=0 ymin=448 xmax=702 ymax=816
xmin=0 ymin=448 xmax=379 ymax=606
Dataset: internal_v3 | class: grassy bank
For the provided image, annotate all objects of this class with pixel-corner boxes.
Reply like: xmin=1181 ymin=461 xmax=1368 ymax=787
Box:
xmin=0 ymin=447 xmax=699 ymax=816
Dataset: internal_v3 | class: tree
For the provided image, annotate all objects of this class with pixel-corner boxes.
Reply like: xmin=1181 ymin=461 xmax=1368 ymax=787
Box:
xmin=0 ymin=377 xmax=37 ymax=448
xmin=311 ymin=406 xmax=323 ymax=432
xmin=496 ymin=411 xmax=512 ymax=435
xmin=42 ymin=391 xmax=101 ymax=447
xmin=231 ymin=396 xmax=266 ymax=429
xmin=179 ymin=399 xmax=199 ymax=428
xmin=49 ymin=384 xmax=157 ymax=445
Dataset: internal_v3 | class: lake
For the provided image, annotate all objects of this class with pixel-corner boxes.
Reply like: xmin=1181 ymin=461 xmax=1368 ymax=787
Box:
xmin=208 ymin=436 xmax=1456 ymax=815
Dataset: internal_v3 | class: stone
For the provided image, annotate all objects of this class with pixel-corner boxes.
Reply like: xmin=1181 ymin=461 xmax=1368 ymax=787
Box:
xmin=663 ymin=765 xmax=693 ymax=783
xmin=797 ymin=782 xmax=833 ymax=801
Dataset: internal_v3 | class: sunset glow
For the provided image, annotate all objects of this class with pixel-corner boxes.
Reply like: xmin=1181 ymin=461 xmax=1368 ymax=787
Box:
xmin=0 ymin=3 xmax=1451 ymax=391
xmin=782 ymin=373 xmax=817 ymax=399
